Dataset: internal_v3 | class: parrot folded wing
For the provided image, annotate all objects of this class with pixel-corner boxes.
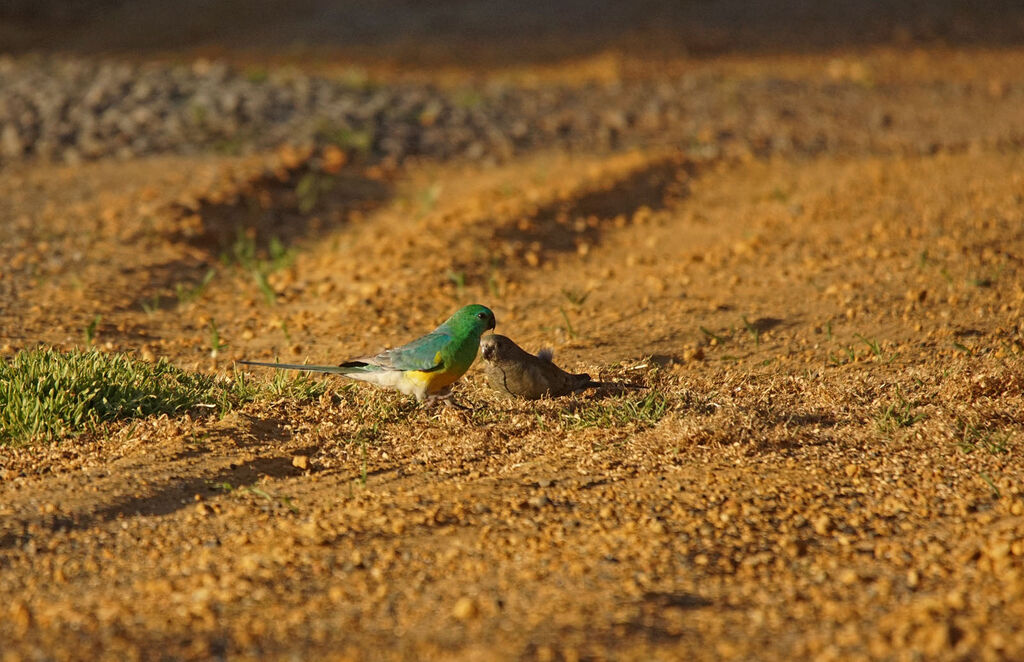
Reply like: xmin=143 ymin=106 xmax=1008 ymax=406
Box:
xmin=343 ymin=331 xmax=451 ymax=373
xmin=239 ymin=331 xmax=450 ymax=377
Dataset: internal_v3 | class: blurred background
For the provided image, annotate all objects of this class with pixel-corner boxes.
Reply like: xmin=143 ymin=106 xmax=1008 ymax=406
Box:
xmin=3 ymin=0 xmax=1023 ymax=64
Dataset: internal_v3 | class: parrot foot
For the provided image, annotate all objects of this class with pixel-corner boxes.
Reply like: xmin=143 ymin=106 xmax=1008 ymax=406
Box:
xmin=424 ymin=389 xmax=473 ymax=411
xmin=444 ymin=398 xmax=472 ymax=411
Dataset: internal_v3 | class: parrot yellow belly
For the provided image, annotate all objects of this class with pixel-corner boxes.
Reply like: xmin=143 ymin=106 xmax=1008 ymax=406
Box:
xmin=404 ymin=367 xmax=463 ymax=394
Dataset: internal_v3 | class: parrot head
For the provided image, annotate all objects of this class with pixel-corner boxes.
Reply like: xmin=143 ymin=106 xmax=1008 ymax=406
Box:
xmin=446 ymin=304 xmax=497 ymax=337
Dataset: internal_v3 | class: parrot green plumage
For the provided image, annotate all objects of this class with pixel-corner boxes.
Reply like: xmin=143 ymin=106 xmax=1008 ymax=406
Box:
xmin=240 ymin=304 xmax=496 ymax=403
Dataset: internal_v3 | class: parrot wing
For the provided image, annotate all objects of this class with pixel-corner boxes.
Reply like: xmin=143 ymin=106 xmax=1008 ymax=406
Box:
xmin=345 ymin=330 xmax=450 ymax=373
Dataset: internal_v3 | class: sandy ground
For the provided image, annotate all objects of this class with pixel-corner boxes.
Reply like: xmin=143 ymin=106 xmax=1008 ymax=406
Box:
xmin=2 ymin=6 xmax=1024 ymax=660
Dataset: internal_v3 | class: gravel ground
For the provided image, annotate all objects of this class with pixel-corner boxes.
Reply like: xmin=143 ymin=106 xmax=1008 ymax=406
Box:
xmin=2 ymin=142 xmax=1024 ymax=661
xmin=3 ymin=31 xmax=1024 ymax=662
xmin=3 ymin=54 xmax=1024 ymax=168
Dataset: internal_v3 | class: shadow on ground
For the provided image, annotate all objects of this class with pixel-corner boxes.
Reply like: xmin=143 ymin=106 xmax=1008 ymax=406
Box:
xmin=127 ymin=163 xmax=392 ymax=311
xmin=0 ymin=417 xmax=319 ymax=550
xmin=180 ymin=167 xmax=392 ymax=257
xmin=493 ymin=157 xmax=692 ymax=260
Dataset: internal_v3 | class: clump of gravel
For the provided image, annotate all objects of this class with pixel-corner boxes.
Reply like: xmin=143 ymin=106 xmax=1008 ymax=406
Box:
xmin=1 ymin=54 xmax=1022 ymax=169
xmin=0 ymin=56 xmax=655 ymax=166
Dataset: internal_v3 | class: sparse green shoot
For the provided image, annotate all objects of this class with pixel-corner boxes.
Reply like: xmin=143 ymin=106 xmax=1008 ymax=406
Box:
xmin=222 ymin=230 xmax=294 ymax=305
xmin=245 ymin=486 xmax=299 ymax=514
xmin=828 ymin=343 xmax=857 ymax=366
xmin=978 ymin=471 xmax=1001 ymax=499
xmin=141 ymin=294 xmax=162 ymax=316
xmin=244 ymin=67 xmax=269 ymax=83
xmin=742 ymin=316 xmax=761 ymax=347
xmin=875 ymin=390 xmax=926 ymax=433
xmin=957 ymin=420 xmax=1012 ymax=455
xmin=316 ymin=120 xmax=374 ymax=155
xmin=447 ymin=270 xmax=466 ymax=297
xmin=952 ymin=341 xmax=973 ymax=356
xmin=917 ymin=250 xmax=930 ymax=269
xmin=700 ymin=326 xmax=725 ymax=346
xmin=967 ymin=261 xmax=1003 ymax=288
xmin=854 ymin=334 xmax=883 ymax=359
xmin=418 ymin=183 xmax=442 ymax=214
xmin=208 ymin=319 xmax=225 ymax=358
xmin=175 ymin=269 xmax=217 ymax=304
xmin=562 ymin=288 xmax=590 ymax=307
xmin=454 ymin=88 xmax=484 ymax=109
xmin=853 ymin=334 xmax=898 ymax=363
xmin=254 ymin=271 xmax=277 ymax=305
xmin=560 ymin=307 xmax=578 ymax=339
xmin=83 ymin=314 xmax=101 ymax=345
xmin=296 ymin=171 xmax=335 ymax=213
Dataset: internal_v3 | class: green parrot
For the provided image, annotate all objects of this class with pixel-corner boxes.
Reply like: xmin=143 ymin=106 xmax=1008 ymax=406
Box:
xmin=239 ymin=304 xmax=496 ymax=404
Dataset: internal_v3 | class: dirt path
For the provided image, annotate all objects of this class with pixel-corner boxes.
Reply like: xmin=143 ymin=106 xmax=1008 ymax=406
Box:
xmin=2 ymin=48 xmax=1024 ymax=661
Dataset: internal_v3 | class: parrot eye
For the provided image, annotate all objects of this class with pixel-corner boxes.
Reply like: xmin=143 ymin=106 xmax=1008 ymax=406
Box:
xmin=477 ymin=312 xmax=488 ymax=320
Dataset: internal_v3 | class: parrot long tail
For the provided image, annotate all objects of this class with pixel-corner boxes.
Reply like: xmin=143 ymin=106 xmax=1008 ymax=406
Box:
xmin=238 ymin=360 xmax=351 ymax=374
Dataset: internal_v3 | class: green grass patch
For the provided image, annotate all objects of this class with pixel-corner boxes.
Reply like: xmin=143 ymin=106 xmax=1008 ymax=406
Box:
xmin=1 ymin=348 xmax=222 ymax=444
xmin=562 ymin=390 xmax=670 ymax=430
xmin=1 ymin=348 xmax=326 ymax=445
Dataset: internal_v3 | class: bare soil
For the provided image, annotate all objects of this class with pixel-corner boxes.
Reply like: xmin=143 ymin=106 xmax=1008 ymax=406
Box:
xmin=2 ymin=10 xmax=1024 ymax=661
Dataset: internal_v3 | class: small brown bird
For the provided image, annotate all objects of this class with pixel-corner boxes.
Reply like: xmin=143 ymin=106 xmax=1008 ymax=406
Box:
xmin=479 ymin=334 xmax=595 ymax=399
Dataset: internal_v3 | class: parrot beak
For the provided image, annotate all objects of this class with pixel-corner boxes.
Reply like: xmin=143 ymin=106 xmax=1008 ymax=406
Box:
xmin=487 ymin=316 xmax=496 ymax=331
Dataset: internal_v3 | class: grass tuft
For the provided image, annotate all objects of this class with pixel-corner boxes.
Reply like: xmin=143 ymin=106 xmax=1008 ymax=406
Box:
xmin=957 ymin=419 xmax=1012 ymax=455
xmin=0 ymin=348 xmax=222 ymax=444
xmin=1 ymin=349 xmax=329 ymax=445
xmin=562 ymin=390 xmax=669 ymax=430
xmin=874 ymin=390 xmax=926 ymax=433
xmin=227 ymin=365 xmax=328 ymax=403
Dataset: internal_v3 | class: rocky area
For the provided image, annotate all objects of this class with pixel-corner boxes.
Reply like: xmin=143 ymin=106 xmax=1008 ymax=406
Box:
xmin=3 ymin=51 xmax=1024 ymax=169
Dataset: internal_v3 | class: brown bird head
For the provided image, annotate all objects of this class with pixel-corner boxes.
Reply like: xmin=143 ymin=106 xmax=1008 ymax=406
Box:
xmin=480 ymin=333 xmax=508 ymax=361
